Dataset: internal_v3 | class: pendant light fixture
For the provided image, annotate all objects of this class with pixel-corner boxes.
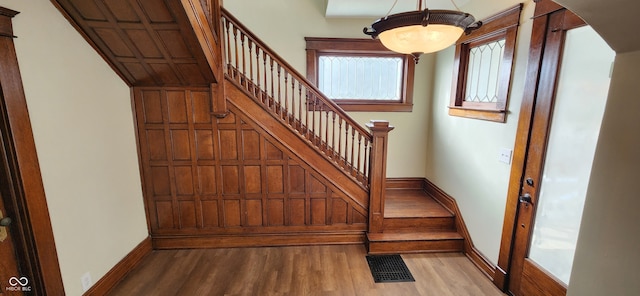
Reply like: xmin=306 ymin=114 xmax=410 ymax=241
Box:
xmin=364 ymin=0 xmax=482 ymax=63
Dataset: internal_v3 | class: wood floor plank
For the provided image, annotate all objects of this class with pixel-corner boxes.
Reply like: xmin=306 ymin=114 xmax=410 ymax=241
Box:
xmin=384 ymin=189 xmax=453 ymax=218
xmin=108 ymin=245 xmax=504 ymax=296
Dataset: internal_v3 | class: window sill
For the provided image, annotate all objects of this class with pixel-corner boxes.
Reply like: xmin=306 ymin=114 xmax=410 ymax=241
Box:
xmin=337 ymin=102 xmax=413 ymax=112
xmin=448 ymin=106 xmax=506 ymax=122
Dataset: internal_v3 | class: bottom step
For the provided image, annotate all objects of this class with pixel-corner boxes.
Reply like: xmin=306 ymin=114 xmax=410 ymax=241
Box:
xmin=366 ymin=232 xmax=464 ymax=254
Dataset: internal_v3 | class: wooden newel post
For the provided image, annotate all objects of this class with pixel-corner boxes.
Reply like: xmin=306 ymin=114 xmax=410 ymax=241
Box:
xmin=211 ymin=82 xmax=228 ymax=118
xmin=367 ymin=120 xmax=394 ymax=233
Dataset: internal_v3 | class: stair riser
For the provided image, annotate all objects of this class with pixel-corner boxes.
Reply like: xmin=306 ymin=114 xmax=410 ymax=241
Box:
xmin=366 ymin=239 xmax=464 ymax=254
xmin=383 ymin=217 xmax=456 ymax=232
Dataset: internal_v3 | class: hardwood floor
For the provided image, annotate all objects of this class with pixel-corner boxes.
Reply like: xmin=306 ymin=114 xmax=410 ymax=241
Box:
xmin=108 ymin=245 xmax=504 ymax=296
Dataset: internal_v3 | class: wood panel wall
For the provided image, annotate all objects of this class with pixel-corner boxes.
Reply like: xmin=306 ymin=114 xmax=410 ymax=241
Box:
xmin=133 ymin=87 xmax=368 ymax=246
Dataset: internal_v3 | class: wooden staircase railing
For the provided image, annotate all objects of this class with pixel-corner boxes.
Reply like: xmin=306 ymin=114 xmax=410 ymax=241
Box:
xmin=221 ymin=9 xmax=376 ymax=188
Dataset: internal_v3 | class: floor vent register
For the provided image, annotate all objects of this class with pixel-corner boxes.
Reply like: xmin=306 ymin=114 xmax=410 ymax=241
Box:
xmin=366 ymin=254 xmax=415 ymax=283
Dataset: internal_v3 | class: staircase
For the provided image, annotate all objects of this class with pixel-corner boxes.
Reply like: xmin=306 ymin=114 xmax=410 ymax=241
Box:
xmin=51 ymin=0 xmax=467 ymax=254
xmin=367 ymin=188 xmax=464 ymax=254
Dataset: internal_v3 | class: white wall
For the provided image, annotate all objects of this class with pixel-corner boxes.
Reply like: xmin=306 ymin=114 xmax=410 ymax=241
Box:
xmin=428 ymin=0 xmax=534 ymax=263
xmin=224 ymin=0 xmax=431 ymax=178
xmin=551 ymin=1 xmax=640 ymax=294
xmin=566 ymin=50 xmax=640 ymax=296
xmin=0 ymin=1 xmax=149 ymax=295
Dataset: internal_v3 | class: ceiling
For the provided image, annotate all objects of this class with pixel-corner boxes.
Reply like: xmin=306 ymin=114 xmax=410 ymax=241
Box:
xmin=325 ymin=0 xmax=471 ymax=18
xmin=556 ymin=0 xmax=640 ymax=53
xmin=326 ymin=0 xmax=640 ymax=53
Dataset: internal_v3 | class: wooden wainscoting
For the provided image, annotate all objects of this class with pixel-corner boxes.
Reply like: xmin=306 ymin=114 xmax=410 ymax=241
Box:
xmin=132 ymin=86 xmax=369 ymax=248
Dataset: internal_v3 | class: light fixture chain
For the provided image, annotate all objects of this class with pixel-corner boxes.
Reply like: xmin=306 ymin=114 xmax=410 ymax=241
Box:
xmin=450 ymin=0 xmax=462 ymax=11
xmin=385 ymin=0 xmax=399 ymax=18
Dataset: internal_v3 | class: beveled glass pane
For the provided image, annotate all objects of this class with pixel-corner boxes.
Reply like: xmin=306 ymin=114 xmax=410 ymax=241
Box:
xmin=464 ymin=39 xmax=505 ymax=103
xmin=318 ymin=55 xmax=402 ymax=101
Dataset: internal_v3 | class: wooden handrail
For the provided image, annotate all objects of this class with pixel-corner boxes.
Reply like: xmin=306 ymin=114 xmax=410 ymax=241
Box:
xmin=221 ymin=8 xmax=374 ymax=187
xmin=221 ymin=9 xmax=370 ymax=137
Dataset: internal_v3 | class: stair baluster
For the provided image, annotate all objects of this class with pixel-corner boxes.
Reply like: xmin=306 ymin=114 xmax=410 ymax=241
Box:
xmin=221 ymin=9 xmax=377 ymax=189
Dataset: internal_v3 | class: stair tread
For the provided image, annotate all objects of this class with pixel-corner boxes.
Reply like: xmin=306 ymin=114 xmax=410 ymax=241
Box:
xmin=385 ymin=189 xmax=453 ymax=218
xmin=367 ymin=232 xmax=463 ymax=241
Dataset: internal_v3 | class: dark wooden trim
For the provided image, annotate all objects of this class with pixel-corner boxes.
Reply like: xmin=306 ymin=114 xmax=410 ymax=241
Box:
xmin=448 ymin=107 xmax=506 ymax=122
xmin=497 ymin=2 xmax=584 ymax=293
xmin=457 ymin=4 xmax=524 ymax=44
xmin=84 ymin=236 xmax=153 ymax=296
xmin=562 ymin=10 xmax=587 ymax=30
xmin=520 ymin=259 xmax=567 ymax=295
xmin=181 ymin=0 xmax=223 ymax=83
xmin=333 ymin=101 xmax=414 ymax=112
xmin=422 ymin=179 xmax=496 ymax=279
xmin=533 ymin=0 xmax=564 ymax=18
xmin=495 ymin=12 xmax=552 ymax=292
xmin=507 ymin=8 xmax=570 ymax=294
xmin=152 ymin=233 xmax=365 ymax=249
xmin=386 ymin=177 xmax=425 ymax=189
xmin=534 ymin=0 xmax=585 ymax=29
xmin=493 ymin=266 xmax=508 ymax=292
xmin=366 ymin=121 xmax=394 ymax=234
xmin=305 ymin=37 xmax=390 ymax=52
xmin=467 ymin=246 xmax=497 ymax=280
xmin=449 ymin=4 xmax=523 ymax=123
xmin=304 ymin=37 xmax=415 ymax=112
xmin=0 ymin=7 xmax=65 ymax=294
xmin=129 ymin=89 xmax=153 ymax=234
xmin=211 ymin=82 xmax=228 ymax=118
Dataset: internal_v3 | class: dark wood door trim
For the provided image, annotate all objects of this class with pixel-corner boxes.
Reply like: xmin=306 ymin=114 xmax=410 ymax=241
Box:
xmin=0 ymin=7 xmax=65 ymax=295
xmin=507 ymin=10 xmax=568 ymax=294
xmin=493 ymin=0 xmax=585 ymax=292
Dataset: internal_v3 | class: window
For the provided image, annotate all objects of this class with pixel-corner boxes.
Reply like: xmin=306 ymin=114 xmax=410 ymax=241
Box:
xmin=449 ymin=4 xmax=522 ymax=122
xmin=306 ymin=37 xmax=415 ymax=112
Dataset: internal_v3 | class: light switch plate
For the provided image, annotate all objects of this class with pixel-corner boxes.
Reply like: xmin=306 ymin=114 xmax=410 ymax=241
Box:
xmin=498 ymin=148 xmax=512 ymax=164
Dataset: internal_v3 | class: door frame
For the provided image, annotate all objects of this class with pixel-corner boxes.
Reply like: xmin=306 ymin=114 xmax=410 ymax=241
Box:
xmin=493 ymin=0 xmax=586 ymax=292
xmin=0 ymin=7 xmax=64 ymax=295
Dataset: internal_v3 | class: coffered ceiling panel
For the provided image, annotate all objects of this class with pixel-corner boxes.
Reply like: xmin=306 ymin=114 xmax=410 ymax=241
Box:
xmin=53 ymin=0 xmax=216 ymax=86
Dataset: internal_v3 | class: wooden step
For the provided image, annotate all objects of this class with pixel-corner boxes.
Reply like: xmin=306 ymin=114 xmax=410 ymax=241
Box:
xmin=382 ymin=216 xmax=456 ymax=232
xmin=384 ymin=189 xmax=452 ymax=218
xmin=366 ymin=232 xmax=464 ymax=254
xmin=366 ymin=188 xmax=463 ymax=254
xmin=382 ymin=188 xmax=457 ymax=232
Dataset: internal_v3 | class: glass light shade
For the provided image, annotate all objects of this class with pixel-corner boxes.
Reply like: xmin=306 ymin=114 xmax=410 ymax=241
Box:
xmin=363 ymin=9 xmax=481 ymax=62
xmin=378 ymin=24 xmax=464 ymax=54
